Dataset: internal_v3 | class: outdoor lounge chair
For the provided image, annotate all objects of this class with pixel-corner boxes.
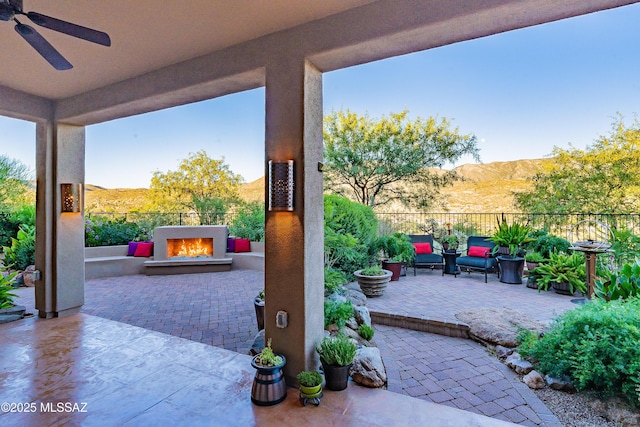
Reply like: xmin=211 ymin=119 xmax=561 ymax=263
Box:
xmin=456 ymin=236 xmax=498 ymax=283
xmin=408 ymin=234 xmax=444 ymax=275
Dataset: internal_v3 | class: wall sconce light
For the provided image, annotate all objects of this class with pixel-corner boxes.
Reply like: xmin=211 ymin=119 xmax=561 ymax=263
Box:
xmin=61 ymin=183 xmax=82 ymax=213
xmin=268 ymin=160 xmax=294 ymax=211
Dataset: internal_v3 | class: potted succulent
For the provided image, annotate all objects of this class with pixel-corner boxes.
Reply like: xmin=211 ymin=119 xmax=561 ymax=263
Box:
xmin=254 ymin=289 xmax=265 ymax=330
xmin=296 ymin=370 xmax=323 ymax=405
xmin=374 ymin=233 xmax=415 ymax=281
xmin=353 ymin=265 xmax=392 ymax=297
xmin=532 ymin=252 xmax=587 ymax=295
xmin=251 ymin=338 xmax=287 ymax=406
xmin=489 ymin=220 xmax=534 ymax=284
xmin=317 ymin=334 xmax=357 ymax=391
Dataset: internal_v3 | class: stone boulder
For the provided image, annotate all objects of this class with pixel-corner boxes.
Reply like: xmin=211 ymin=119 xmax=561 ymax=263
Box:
xmin=22 ymin=265 xmax=36 ymax=287
xmin=455 ymin=308 xmax=546 ymax=347
xmin=351 ymin=346 xmax=386 ymax=388
xmin=545 ymin=375 xmax=575 ymax=392
xmin=523 ymin=370 xmax=546 ymax=389
xmin=353 ymin=305 xmax=371 ymax=327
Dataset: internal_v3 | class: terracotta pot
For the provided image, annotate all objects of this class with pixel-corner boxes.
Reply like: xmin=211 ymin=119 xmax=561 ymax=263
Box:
xmin=381 ymin=260 xmax=402 ymax=281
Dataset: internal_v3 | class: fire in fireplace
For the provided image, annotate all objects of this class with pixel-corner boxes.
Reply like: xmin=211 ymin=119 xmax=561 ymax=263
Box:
xmin=167 ymin=238 xmax=214 ymax=259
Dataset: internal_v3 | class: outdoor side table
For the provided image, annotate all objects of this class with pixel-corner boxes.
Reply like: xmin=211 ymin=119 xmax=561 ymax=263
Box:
xmin=442 ymin=251 xmax=461 ymax=276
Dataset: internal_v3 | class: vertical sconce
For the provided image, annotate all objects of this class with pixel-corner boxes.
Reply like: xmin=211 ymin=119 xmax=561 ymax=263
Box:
xmin=61 ymin=183 xmax=82 ymax=213
xmin=268 ymin=160 xmax=294 ymax=211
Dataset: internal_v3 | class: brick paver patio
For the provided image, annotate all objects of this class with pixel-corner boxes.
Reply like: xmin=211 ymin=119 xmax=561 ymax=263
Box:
xmin=12 ymin=267 xmax=578 ymax=426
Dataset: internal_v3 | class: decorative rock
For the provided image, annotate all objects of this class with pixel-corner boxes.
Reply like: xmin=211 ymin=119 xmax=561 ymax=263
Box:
xmin=455 ymin=308 xmax=546 ymax=347
xmin=351 ymin=347 xmax=386 ymax=388
xmin=0 ymin=305 xmax=27 ymax=324
xmin=523 ymin=370 xmax=546 ymax=389
xmin=325 ymin=292 xmax=348 ymax=305
xmin=346 ymin=317 xmax=359 ymax=330
xmin=545 ymin=375 xmax=576 ymax=392
xmin=495 ymin=345 xmax=514 ymax=359
xmin=353 ymin=305 xmax=371 ymax=327
xmin=345 ymin=288 xmax=367 ymax=307
xmin=23 ymin=265 xmax=36 ymax=287
xmin=248 ymin=329 xmax=265 ymax=356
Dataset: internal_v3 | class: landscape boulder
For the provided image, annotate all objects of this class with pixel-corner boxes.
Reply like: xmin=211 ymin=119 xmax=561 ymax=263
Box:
xmin=350 ymin=346 xmax=386 ymax=388
xmin=455 ymin=308 xmax=545 ymax=347
xmin=523 ymin=370 xmax=546 ymax=389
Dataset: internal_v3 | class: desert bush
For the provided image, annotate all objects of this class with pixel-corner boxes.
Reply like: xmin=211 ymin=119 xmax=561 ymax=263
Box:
xmin=324 ymin=267 xmax=347 ymax=296
xmin=229 ymin=202 xmax=264 ymax=242
xmin=85 ymin=218 xmax=150 ymax=247
xmin=324 ymin=300 xmax=354 ymax=329
xmin=518 ymin=297 xmax=640 ymax=406
xmin=358 ymin=324 xmax=374 ymax=341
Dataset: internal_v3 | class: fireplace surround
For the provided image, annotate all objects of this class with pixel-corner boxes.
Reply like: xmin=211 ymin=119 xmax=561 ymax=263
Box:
xmin=144 ymin=225 xmax=232 ymax=275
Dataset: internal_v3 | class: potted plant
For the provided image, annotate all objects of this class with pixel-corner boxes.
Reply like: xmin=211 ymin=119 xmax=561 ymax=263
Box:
xmin=440 ymin=234 xmax=460 ymax=252
xmin=489 ymin=220 xmax=534 ymax=284
xmin=353 ymin=265 xmax=392 ymax=297
xmin=374 ymin=233 xmax=414 ymax=281
xmin=254 ymin=289 xmax=265 ymax=330
xmin=296 ymin=370 xmax=323 ymax=406
xmin=524 ymin=251 xmax=545 ymax=289
xmin=251 ymin=338 xmax=287 ymax=406
xmin=532 ymin=252 xmax=587 ymax=295
xmin=317 ymin=334 xmax=357 ymax=391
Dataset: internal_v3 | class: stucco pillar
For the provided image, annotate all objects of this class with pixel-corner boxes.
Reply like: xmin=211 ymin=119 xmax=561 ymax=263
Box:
xmin=35 ymin=122 xmax=86 ymax=318
xmin=264 ymin=59 xmax=324 ymax=382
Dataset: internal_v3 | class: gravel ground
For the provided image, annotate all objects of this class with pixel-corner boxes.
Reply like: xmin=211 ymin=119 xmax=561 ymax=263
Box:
xmin=532 ymin=387 xmax=639 ymax=427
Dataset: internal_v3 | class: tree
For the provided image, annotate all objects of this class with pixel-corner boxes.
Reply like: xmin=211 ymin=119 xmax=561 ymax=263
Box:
xmin=323 ymin=110 xmax=479 ymax=209
xmin=0 ymin=155 xmax=32 ymax=209
xmin=145 ymin=151 xmax=243 ymax=221
xmin=515 ymin=115 xmax=640 ymax=214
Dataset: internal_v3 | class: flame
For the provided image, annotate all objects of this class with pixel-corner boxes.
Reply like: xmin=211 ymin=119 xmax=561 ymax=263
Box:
xmin=167 ymin=238 xmax=213 ymax=258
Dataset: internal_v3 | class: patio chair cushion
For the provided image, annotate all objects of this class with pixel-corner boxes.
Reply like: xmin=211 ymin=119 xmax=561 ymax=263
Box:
xmin=227 ymin=237 xmax=236 ymax=252
xmin=456 ymin=255 xmax=495 ymax=269
xmin=413 ymin=242 xmax=432 ymax=254
xmin=234 ymin=238 xmax=251 ymax=252
xmin=133 ymin=242 xmax=154 ymax=257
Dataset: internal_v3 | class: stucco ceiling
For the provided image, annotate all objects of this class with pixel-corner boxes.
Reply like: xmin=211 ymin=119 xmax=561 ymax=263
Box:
xmin=0 ymin=0 xmax=374 ymax=100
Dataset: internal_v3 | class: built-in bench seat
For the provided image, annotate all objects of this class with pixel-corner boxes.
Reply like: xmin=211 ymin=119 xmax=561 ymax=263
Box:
xmin=85 ymin=245 xmax=150 ymax=279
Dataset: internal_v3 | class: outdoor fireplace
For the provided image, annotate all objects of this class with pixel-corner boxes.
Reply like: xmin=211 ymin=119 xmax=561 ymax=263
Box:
xmin=145 ymin=225 xmax=232 ymax=275
xmin=167 ymin=238 xmax=213 ymax=259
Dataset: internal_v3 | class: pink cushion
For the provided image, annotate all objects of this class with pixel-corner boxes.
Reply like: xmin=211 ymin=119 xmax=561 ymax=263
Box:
xmin=468 ymin=245 xmax=491 ymax=257
xmin=127 ymin=241 xmax=139 ymax=256
xmin=133 ymin=242 xmax=154 ymax=257
xmin=413 ymin=242 xmax=432 ymax=254
xmin=234 ymin=238 xmax=251 ymax=253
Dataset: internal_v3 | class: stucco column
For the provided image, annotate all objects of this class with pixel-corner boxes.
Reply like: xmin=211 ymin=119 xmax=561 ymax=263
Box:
xmin=35 ymin=122 xmax=86 ymax=318
xmin=264 ymin=59 xmax=324 ymax=382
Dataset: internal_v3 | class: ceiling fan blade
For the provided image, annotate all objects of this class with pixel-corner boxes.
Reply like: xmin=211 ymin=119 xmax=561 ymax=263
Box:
xmin=26 ymin=11 xmax=111 ymax=46
xmin=15 ymin=22 xmax=72 ymax=70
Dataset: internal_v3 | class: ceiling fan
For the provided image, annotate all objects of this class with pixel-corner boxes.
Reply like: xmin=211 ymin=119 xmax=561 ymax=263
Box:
xmin=0 ymin=0 xmax=110 ymax=70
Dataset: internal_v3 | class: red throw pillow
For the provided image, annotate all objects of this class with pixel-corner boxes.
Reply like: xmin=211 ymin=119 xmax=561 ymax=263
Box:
xmin=412 ymin=242 xmax=432 ymax=254
xmin=234 ymin=238 xmax=251 ymax=253
xmin=133 ymin=242 xmax=154 ymax=257
xmin=468 ymin=245 xmax=490 ymax=257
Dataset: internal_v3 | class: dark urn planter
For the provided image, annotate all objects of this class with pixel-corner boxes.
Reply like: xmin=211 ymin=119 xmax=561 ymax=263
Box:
xmin=497 ymin=256 xmax=525 ymax=284
xmin=321 ymin=359 xmax=352 ymax=391
xmin=251 ymin=355 xmax=287 ymax=406
xmin=381 ymin=260 xmax=402 ymax=281
xmin=254 ymin=297 xmax=265 ymax=331
xmin=552 ymin=281 xmax=574 ymax=295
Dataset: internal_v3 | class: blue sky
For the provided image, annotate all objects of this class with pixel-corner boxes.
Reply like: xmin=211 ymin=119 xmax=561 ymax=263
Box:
xmin=1 ymin=3 xmax=639 ymax=189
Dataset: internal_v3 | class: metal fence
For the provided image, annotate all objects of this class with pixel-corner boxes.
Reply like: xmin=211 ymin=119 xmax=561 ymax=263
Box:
xmin=376 ymin=212 xmax=640 ymax=238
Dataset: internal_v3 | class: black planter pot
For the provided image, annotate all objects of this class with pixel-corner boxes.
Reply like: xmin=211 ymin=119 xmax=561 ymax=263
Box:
xmin=254 ymin=298 xmax=265 ymax=331
xmin=497 ymin=256 xmax=525 ymax=284
xmin=553 ymin=281 xmax=574 ymax=295
xmin=321 ymin=359 xmax=352 ymax=391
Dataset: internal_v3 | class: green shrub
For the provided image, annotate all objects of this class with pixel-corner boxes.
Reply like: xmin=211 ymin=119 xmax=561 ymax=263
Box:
xmin=531 ymin=233 xmax=571 ymax=259
xmin=229 ymin=202 xmax=264 ymax=242
xmin=324 ymin=267 xmax=347 ymax=296
xmin=85 ymin=218 xmax=150 ymax=247
xmin=0 ymin=212 xmax=20 ymax=249
xmin=358 ymin=324 xmax=374 ymax=341
xmin=317 ymin=334 xmax=357 ymax=366
xmin=359 ymin=265 xmax=385 ymax=276
xmin=519 ymin=298 xmax=640 ymax=406
xmin=324 ymin=300 xmax=354 ymax=328
xmin=595 ymin=259 xmax=640 ymax=301
xmin=610 ymin=228 xmax=640 ymax=267
xmin=532 ymin=252 xmax=586 ymax=294
xmin=324 ymin=195 xmax=377 ymax=277
xmin=374 ymin=232 xmax=415 ymax=263
xmin=525 ymin=251 xmax=545 ymax=263
xmin=0 ymin=267 xmax=19 ymax=309
xmin=3 ymin=224 xmax=35 ymax=270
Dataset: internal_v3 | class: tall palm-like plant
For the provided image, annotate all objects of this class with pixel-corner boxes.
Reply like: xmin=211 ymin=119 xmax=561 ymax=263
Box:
xmin=489 ymin=219 xmax=534 ymax=257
